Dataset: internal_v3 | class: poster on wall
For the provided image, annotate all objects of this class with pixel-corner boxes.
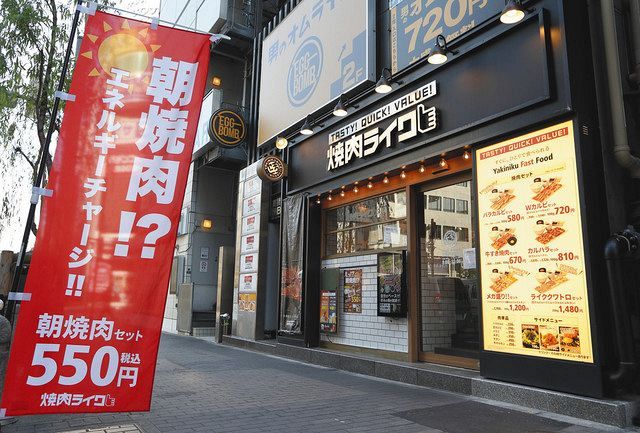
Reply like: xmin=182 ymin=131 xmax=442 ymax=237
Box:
xmin=343 ymin=269 xmax=363 ymax=313
xmin=377 ymin=252 xmax=407 ymax=317
xmin=389 ymin=0 xmax=503 ymax=73
xmin=320 ymin=291 xmax=338 ymax=334
xmin=476 ymin=121 xmax=594 ymax=363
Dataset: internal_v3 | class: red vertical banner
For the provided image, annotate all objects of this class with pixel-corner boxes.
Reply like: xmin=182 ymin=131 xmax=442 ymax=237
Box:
xmin=1 ymin=11 xmax=210 ymax=415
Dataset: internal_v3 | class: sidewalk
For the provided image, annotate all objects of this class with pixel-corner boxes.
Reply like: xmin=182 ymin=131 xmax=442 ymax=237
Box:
xmin=3 ymin=333 xmax=639 ymax=433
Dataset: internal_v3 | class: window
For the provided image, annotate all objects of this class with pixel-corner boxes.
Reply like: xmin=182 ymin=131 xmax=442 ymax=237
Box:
xmin=426 ymin=223 xmax=442 ymax=240
xmin=324 ymin=191 xmax=407 ymax=256
xmin=443 ymin=197 xmax=455 ymax=213
xmin=428 ymin=195 xmax=441 ymax=211
xmin=442 ymin=226 xmax=470 ymax=242
xmin=456 ymin=199 xmax=469 ymax=214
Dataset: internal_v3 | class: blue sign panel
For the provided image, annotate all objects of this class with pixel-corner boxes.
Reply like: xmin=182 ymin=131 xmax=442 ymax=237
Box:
xmin=390 ymin=0 xmax=503 ymax=73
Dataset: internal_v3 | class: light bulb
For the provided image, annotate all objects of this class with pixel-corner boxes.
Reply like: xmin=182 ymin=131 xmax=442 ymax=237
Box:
xmin=383 ymin=176 xmax=389 ymax=184
xmin=419 ymin=165 xmax=426 ymax=173
xmin=367 ymin=181 xmax=373 ymax=189
xmin=400 ymin=170 xmax=406 ymax=179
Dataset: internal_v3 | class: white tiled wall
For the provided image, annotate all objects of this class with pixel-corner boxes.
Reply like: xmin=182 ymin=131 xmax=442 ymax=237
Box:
xmin=321 ymin=254 xmax=408 ymax=353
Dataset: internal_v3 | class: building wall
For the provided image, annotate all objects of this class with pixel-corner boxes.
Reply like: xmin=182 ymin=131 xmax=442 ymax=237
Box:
xmin=159 ymin=0 xmax=222 ymax=32
xmin=320 ymin=254 xmax=408 ymax=353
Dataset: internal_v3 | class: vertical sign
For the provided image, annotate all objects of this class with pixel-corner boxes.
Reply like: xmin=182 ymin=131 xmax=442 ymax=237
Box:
xmin=343 ymin=269 xmax=363 ymax=313
xmin=1 ymin=12 xmax=210 ymax=415
xmin=476 ymin=121 xmax=593 ymax=363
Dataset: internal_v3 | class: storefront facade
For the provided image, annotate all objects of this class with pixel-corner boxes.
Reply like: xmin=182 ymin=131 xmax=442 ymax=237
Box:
xmin=233 ymin=0 xmax=640 ymax=403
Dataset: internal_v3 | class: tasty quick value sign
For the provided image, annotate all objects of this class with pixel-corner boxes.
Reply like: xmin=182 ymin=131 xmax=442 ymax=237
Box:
xmin=390 ymin=0 xmax=503 ymax=73
xmin=258 ymin=0 xmax=375 ymax=146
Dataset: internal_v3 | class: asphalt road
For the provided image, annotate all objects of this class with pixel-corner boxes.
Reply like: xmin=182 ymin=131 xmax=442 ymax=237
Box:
xmin=3 ymin=333 xmax=638 ymax=433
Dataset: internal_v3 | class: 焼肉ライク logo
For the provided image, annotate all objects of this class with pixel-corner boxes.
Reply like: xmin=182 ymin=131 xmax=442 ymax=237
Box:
xmin=287 ymin=36 xmax=323 ymax=107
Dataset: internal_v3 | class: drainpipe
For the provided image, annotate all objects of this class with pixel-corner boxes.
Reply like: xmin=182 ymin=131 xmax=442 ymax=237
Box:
xmin=627 ymin=0 xmax=640 ymax=84
xmin=600 ymin=0 xmax=640 ymax=178
xmin=605 ymin=227 xmax=640 ymax=391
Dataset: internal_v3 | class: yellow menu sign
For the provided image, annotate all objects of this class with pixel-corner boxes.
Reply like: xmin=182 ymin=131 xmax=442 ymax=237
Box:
xmin=476 ymin=121 xmax=593 ymax=363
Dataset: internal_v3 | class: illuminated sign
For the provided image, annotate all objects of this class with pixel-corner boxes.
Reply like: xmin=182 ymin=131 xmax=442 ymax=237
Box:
xmin=208 ymin=108 xmax=246 ymax=147
xmin=327 ymin=81 xmax=439 ymax=170
xmin=476 ymin=121 xmax=594 ymax=363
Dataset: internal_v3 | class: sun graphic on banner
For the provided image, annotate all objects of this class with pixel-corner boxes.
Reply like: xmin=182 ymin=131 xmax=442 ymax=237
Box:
xmin=82 ymin=19 xmax=160 ymax=83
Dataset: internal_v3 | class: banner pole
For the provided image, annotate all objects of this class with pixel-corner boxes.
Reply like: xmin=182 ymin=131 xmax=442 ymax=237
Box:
xmin=3 ymin=0 xmax=84 ymax=323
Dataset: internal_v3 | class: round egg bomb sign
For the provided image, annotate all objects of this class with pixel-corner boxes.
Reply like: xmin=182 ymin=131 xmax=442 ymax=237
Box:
xmin=287 ymin=36 xmax=323 ymax=107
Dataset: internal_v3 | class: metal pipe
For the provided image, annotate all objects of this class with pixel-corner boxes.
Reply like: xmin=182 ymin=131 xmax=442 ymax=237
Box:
xmin=3 ymin=0 xmax=85 ymax=322
xmin=600 ymin=0 xmax=640 ymax=178
xmin=605 ymin=228 xmax=640 ymax=390
xmin=626 ymin=0 xmax=640 ymax=83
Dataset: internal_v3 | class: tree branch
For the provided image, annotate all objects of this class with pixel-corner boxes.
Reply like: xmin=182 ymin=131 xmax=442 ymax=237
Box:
xmin=13 ymin=146 xmax=36 ymax=170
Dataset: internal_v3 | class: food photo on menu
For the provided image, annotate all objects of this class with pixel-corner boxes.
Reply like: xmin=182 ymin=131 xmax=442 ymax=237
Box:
xmin=534 ymin=220 xmax=566 ymax=245
xmin=531 ymin=176 xmax=563 ymax=202
xmin=560 ymin=326 xmax=581 ymax=354
xmin=535 ymin=267 xmax=570 ymax=293
xmin=489 ymin=188 xmax=516 ymax=211
xmin=489 ymin=268 xmax=518 ymax=293
xmin=489 ymin=226 xmax=517 ymax=250
xmin=522 ymin=324 xmax=540 ymax=350
xmin=540 ymin=327 xmax=560 ymax=352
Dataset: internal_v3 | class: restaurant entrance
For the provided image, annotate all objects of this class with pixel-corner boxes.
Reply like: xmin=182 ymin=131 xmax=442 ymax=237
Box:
xmin=415 ymin=174 xmax=480 ymax=369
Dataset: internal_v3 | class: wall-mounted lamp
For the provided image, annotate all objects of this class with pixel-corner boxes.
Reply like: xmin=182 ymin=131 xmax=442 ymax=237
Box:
xmin=211 ymin=76 xmax=222 ymax=87
xmin=202 ymin=218 xmax=213 ymax=230
xmin=428 ymin=35 xmax=457 ymax=65
xmin=300 ymin=116 xmax=314 ymax=136
xmin=275 ymin=136 xmax=288 ymax=150
xmin=500 ymin=0 xmax=526 ymax=24
xmin=375 ymin=68 xmax=403 ymax=94
xmin=333 ymin=96 xmax=349 ymax=117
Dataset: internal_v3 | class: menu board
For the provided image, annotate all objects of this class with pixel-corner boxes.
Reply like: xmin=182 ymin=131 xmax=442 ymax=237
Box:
xmin=343 ymin=269 xmax=363 ymax=313
xmin=320 ymin=290 xmax=338 ymax=334
xmin=377 ymin=252 xmax=407 ymax=317
xmin=476 ymin=121 xmax=593 ymax=363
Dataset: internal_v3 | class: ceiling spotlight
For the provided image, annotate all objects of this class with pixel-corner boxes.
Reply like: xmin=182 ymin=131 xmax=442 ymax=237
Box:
xmin=333 ymin=96 xmax=349 ymax=117
xmin=383 ymin=176 xmax=389 ymax=184
xmin=375 ymin=68 xmax=399 ymax=94
xmin=275 ymin=136 xmax=288 ymax=149
xmin=300 ymin=116 xmax=313 ymax=135
xmin=500 ymin=0 xmax=526 ymax=24
xmin=428 ymin=35 xmax=457 ymax=65
xmin=367 ymin=181 xmax=373 ymax=189
xmin=419 ymin=164 xmax=426 ymax=173
xmin=463 ymin=150 xmax=471 ymax=160
xmin=400 ymin=170 xmax=407 ymax=179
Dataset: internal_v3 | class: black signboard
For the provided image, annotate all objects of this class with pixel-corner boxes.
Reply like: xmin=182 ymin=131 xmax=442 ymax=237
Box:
xmin=208 ymin=108 xmax=246 ymax=147
xmin=377 ymin=251 xmax=407 ymax=317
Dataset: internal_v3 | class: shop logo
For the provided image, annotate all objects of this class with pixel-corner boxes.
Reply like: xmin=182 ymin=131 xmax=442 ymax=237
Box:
xmin=257 ymin=155 xmax=288 ymax=182
xmin=208 ymin=109 xmax=246 ymax=147
xmin=287 ymin=36 xmax=323 ymax=107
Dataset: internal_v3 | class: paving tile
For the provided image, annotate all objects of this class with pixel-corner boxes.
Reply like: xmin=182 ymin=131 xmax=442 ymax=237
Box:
xmin=3 ymin=333 xmax=637 ymax=433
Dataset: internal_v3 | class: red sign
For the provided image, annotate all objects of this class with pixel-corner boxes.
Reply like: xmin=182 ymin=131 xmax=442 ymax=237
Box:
xmin=1 ymin=12 xmax=210 ymax=415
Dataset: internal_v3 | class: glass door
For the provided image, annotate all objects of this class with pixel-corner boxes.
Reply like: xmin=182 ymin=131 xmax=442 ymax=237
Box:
xmin=417 ymin=177 xmax=480 ymax=369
